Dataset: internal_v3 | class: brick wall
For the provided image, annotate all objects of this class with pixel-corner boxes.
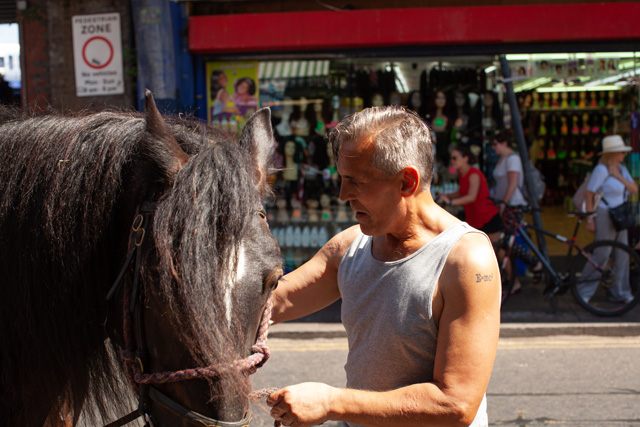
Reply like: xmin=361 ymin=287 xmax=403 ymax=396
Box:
xmin=21 ymin=1 xmax=50 ymax=113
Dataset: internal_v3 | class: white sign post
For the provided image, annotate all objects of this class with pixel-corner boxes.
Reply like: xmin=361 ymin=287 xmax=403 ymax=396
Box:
xmin=72 ymin=13 xmax=125 ymax=97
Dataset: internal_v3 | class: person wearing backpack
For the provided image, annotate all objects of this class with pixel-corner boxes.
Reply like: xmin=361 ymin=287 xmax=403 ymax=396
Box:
xmin=491 ymin=130 xmax=543 ymax=292
xmin=577 ymin=135 xmax=637 ymax=304
xmin=491 ymin=129 xmax=528 ymax=208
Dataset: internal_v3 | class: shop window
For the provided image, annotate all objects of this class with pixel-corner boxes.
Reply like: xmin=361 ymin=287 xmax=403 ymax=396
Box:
xmin=205 ymin=53 xmax=640 ymax=264
xmin=508 ymin=52 xmax=640 ymax=210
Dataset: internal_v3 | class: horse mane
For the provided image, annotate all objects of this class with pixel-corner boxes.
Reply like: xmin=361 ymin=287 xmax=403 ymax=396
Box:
xmin=153 ymin=118 xmax=261 ymax=369
xmin=0 ymin=105 xmax=259 ymax=424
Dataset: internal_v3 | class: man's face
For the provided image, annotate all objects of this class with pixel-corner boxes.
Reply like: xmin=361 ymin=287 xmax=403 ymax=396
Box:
xmin=337 ymin=138 xmax=404 ymax=236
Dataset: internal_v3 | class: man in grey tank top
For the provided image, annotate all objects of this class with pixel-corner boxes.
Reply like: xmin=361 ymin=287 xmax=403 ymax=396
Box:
xmin=267 ymin=106 xmax=501 ymax=427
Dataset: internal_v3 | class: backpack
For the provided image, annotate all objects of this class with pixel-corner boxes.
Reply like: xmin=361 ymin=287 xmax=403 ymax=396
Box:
xmin=571 ymin=168 xmax=607 ymax=212
xmin=571 ymin=172 xmax=591 ymax=212
xmin=511 ymin=154 xmax=545 ymax=204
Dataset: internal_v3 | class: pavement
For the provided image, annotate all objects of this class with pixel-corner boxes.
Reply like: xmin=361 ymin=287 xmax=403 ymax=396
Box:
xmin=269 ymin=273 xmax=640 ymax=340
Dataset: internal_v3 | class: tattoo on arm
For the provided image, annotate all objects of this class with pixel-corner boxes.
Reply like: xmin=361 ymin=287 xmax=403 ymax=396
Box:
xmin=475 ymin=273 xmax=494 ymax=283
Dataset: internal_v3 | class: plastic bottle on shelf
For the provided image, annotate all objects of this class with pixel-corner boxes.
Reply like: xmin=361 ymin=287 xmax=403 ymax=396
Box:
xmin=285 ymin=226 xmax=294 ymax=248
xmin=318 ymin=226 xmax=329 ymax=246
xmin=293 ymin=226 xmax=302 ymax=248
xmin=301 ymin=226 xmax=310 ymax=248
xmin=310 ymin=226 xmax=319 ymax=247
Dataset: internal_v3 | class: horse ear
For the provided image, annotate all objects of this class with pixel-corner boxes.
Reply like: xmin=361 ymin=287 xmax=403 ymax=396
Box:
xmin=144 ymin=89 xmax=190 ymax=173
xmin=238 ymin=107 xmax=275 ymax=194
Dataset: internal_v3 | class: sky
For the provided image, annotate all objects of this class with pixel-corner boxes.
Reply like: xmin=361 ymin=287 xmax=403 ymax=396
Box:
xmin=0 ymin=24 xmax=19 ymax=44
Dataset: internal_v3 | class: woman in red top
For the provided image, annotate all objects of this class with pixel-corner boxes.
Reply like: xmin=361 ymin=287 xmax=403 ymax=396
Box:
xmin=437 ymin=145 xmax=502 ymax=242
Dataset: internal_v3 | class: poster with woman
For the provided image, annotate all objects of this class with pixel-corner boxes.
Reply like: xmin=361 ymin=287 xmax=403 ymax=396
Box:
xmin=207 ymin=61 xmax=259 ymax=128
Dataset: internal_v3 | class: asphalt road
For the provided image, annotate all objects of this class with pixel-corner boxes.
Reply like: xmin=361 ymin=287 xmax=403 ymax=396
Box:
xmin=249 ymin=335 xmax=640 ymax=427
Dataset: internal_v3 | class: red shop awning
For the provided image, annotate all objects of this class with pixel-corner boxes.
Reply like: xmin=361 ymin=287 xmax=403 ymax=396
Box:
xmin=189 ymin=2 xmax=640 ymax=55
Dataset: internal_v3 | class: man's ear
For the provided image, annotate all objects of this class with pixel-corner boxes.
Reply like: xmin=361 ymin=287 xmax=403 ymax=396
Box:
xmin=400 ymin=166 xmax=420 ymax=196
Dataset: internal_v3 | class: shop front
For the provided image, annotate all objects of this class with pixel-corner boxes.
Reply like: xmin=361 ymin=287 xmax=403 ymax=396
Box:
xmin=188 ymin=3 xmax=640 ymax=270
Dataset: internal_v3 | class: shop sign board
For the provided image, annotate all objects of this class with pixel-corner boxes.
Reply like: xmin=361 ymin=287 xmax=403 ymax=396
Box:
xmin=72 ymin=13 xmax=124 ymax=97
xmin=510 ymin=55 xmax=622 ymax=80
xmin=207 ymin=61 xmax=259 ymax=127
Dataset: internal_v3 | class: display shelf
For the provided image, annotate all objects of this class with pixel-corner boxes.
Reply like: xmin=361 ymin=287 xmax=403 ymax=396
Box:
xmin=267 ymin=217 xmax=358 ymax=272
xmin=527 ymin=106 xmax=617 ymax=112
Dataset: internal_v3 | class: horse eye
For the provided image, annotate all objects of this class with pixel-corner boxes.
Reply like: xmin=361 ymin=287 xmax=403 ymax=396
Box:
xmin=270 ymin=273 xmax=284 ymax=290
xmin=264 ymin=268 xmax=282 ymax=291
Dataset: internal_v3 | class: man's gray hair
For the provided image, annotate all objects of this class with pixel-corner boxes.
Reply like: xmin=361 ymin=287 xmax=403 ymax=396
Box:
xmin=329 ymin=106 xmax=434 ymax=188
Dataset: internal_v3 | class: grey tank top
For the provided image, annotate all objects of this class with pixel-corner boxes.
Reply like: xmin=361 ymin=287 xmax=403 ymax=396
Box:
xmin=338 ymin=222 xmax=488 ymax=427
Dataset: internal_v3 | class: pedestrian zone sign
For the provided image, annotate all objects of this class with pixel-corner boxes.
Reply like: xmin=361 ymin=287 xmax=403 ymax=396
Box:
xmin=72 ymin=13 xmax=125 ymax=97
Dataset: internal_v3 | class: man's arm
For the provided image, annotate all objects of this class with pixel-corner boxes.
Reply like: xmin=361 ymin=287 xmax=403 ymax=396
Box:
xmin=267 ymin=232 xmax=501 ymax=427
xmin=271 ymin=225 xmax=360 ymax=324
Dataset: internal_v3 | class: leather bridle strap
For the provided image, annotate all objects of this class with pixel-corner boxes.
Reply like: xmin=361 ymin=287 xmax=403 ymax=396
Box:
xmin=104 ymin=387 xmax=252 ymax=427
xmin=104 ymin=410 xmax=142 ymax=427
xmin=106 ymin=201 xmax=158 ymax=303
xmin=147 ymin=387 xmax=252 ymax=427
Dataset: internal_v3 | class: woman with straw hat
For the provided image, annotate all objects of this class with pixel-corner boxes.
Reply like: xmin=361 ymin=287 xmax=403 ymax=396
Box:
xmin=577 ymin=134 xmax=638 ymax=304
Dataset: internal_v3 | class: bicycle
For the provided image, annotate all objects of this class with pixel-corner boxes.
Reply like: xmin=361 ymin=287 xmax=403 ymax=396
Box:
xmin=496 ymin=202 xmax=640 ymax=317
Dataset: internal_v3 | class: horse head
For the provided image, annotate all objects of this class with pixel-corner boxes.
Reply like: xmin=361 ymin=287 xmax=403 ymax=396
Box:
xmin=0 ymin=92 xmax=282 ymax=426
xmin=106 ymin=91 xmax=283 ymax=426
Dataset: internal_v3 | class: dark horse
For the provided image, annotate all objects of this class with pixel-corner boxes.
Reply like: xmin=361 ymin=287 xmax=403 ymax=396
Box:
xmin=0 ymin=91 xmax=282 ymax=426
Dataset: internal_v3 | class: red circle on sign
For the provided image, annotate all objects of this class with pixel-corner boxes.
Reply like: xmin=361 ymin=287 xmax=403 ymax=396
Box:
xmin=82 ymin=36 xmax=114 ymax=69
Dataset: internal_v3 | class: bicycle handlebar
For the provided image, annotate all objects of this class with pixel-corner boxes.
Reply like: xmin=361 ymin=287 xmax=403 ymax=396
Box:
xmin=566 ymin=210 xmax=598 ymax=219
xmin=489 ymin=198 xmax=542 ymax=214
xmin=489 ymin=197 xmax=597 ymax=220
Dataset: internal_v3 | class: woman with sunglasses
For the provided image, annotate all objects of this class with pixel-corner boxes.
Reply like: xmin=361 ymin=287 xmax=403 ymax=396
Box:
xmin=436 ymin=145 xmax=502 ymax=242
xmin=577 ymin=135 xmax=637 ymax=304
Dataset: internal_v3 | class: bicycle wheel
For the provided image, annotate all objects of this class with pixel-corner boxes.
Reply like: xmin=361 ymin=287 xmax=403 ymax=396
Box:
xmin=569 ymin=240 xmax=640 ymax=316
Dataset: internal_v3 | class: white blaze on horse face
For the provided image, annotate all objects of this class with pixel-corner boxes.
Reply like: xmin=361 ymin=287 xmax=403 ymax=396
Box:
xmin=225 ymin=243 xmax=247 ymax=326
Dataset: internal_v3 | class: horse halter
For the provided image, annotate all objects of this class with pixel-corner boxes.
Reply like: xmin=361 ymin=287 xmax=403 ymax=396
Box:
xmin=106 ymin=202 xmax=272 ymax=427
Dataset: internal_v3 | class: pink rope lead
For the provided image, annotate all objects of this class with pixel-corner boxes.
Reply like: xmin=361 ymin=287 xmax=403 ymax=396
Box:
xmin=131 ymin=298 xmax=275 ymax=384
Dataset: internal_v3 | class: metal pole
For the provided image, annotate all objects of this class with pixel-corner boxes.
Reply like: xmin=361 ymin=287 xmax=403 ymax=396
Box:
xmin=498 ymin=55 xmax=549 ymax=262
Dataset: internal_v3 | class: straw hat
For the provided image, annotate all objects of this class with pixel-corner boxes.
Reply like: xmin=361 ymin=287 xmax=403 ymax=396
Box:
xmin=599 ymin=135 xmax=632 ymax=154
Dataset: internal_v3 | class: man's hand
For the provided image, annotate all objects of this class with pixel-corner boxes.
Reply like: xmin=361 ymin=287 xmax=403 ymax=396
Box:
xmin=267 ymin=382 xmax=337 ymax=427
